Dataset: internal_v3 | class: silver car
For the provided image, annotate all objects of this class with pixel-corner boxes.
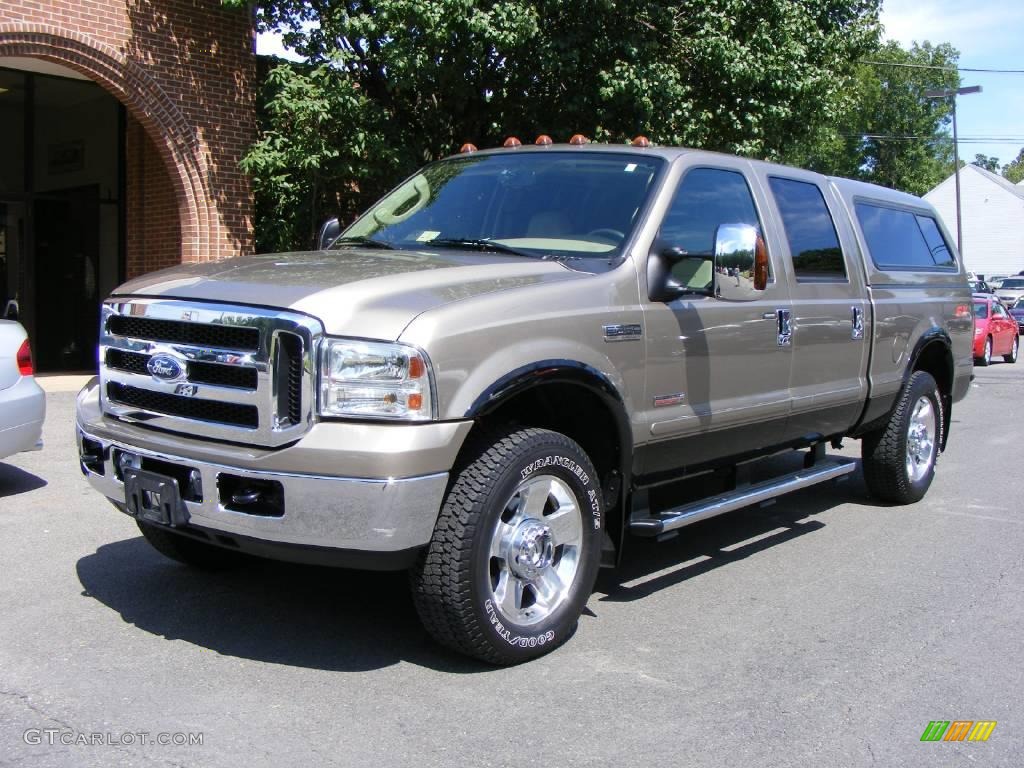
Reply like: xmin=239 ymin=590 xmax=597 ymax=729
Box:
xmin=995 ymin=277 xmax=1024 ymax=305
xmin=0 ymin=321 xmax=45 ymax=461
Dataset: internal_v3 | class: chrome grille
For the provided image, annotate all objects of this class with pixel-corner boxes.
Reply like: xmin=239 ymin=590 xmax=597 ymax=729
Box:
xmin=100 ymin=299 xmax=322 ymax=447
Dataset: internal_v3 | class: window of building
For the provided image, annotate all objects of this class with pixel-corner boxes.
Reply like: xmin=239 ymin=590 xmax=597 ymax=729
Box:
xmin=768 ymin=177 xmax=846 ymax=280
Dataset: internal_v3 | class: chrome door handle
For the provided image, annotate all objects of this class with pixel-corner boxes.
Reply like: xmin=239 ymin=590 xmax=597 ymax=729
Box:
xmin=851 ymin=306 xmax=864 ymax=340
xmin=777 ymin=309 xmax=792 ymax=346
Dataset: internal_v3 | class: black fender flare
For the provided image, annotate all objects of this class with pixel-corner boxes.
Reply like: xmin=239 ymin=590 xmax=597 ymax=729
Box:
xmin=902 ymin=328 xmax=954 ymax=450
xmin=465 ymin=360 xmax=633 ymax=555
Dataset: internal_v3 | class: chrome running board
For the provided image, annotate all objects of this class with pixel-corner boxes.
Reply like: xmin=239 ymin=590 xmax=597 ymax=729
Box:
xmin=629 ymin=459 xmax=856 ymax=537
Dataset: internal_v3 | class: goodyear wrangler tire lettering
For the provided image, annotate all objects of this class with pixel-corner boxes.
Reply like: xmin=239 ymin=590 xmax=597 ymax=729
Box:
xmin=410 ymin=427 xmax=604 ymax=665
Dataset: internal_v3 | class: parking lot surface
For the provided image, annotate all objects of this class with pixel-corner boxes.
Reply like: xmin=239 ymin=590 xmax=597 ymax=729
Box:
xmin=1 ymin=366 xmax=1022 ymax=767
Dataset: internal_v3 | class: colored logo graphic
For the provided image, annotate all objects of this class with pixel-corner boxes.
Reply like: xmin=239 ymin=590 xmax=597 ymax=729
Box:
xmin=920 ymin=721 xmax=997 ymax=742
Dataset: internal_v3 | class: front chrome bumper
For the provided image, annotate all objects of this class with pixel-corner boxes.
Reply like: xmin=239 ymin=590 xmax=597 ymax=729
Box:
xmin=76 ymin=378 xmax=464 ymax=565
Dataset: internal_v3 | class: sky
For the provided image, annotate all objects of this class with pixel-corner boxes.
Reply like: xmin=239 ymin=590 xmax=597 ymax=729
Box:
xmin=880 ymin=0 xmax=1024 ymax=168
xmin=257 ymin=1 xmax=1024 ymax=168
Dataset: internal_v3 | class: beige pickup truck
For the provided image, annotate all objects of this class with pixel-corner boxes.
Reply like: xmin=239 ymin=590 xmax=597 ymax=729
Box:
xmin=77 ymin=142 xmax=973 ymax=664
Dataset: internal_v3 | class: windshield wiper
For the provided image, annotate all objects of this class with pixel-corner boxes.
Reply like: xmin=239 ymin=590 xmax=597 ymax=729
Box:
xmin=428 ymin=238 xmax=534 ymax=258
xmin=330 ymin=236 xmax=398 ymax=250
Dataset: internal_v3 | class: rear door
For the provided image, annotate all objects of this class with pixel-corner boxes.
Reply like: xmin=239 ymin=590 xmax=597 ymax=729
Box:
xmin=761 ymin=173 xmax=869 ymax=437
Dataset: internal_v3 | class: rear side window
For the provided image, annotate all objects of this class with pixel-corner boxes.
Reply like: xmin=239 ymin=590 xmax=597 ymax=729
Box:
xmin=855 ymin=202 xmax=957 ymax=270
xmin=768 ymin=177 xmax=845 ymax=280
xmin=973 ymin=301 xmax=988 ymax=319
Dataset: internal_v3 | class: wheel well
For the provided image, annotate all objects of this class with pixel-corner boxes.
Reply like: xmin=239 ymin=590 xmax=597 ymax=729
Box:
xmin=466 ymin=382 xmax=629 ymax=551
xmin=913 ymin=340 xmax=953 ymax=398
xmin=912 ymin=339 xmax=954 ymax=447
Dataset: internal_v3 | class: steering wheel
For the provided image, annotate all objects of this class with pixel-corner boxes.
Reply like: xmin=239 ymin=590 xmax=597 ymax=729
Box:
xmin=585 ymin=228 xmax=625 ymax=244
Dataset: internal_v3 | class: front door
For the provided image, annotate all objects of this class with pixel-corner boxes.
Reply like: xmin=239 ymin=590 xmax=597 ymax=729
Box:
xmin=639 ymin=162 xmax=792 ymax=478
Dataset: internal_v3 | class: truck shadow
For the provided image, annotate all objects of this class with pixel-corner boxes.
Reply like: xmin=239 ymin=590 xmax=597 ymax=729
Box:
xmin=75 ymin=539 xmax=487 ymax=674
xmin=597 ymin=456 xmax=872 ymax=602
xmin=75 ymin=454 xmax=873 ymax=673
xmin=0 ymin=462 xmax=47 ymax=498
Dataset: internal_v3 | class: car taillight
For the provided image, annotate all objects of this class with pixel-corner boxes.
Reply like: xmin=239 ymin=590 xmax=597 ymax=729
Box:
xmin=16 ymin=339 xmax=33 ymax=376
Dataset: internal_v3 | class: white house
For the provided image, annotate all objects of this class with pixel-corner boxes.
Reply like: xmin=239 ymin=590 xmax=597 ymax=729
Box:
xmin=923 ymin=165 xmax=1024 ymax=279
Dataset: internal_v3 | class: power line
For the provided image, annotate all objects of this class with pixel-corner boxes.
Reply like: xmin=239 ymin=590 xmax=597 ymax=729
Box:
xmin=842 ymin=133 xmax=1024 ymax=143
xmin=861 ymin=60 xmax=1024 ymax=74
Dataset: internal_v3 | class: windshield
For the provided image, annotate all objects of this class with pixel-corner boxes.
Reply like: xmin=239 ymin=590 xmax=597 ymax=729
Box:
xmin=999 ymin=278 xmax=1024 ymax=289
xmin=973 ymin=301 xmax=989 ymax=319
xmin=336 ymin=152 xmax=664 ymax=267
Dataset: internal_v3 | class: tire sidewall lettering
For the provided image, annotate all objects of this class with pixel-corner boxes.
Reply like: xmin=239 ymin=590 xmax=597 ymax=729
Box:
xmin=518 ymin=453 xmax=602 ymax=530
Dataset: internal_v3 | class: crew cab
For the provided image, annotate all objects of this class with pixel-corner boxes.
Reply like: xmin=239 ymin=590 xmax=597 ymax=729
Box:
xmin=77 ymin=140 xmax=972 ymax=664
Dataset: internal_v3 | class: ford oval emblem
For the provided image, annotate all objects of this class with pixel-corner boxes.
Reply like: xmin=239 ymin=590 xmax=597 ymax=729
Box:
xmin=147 ymin=354 xmax=184 ymax=382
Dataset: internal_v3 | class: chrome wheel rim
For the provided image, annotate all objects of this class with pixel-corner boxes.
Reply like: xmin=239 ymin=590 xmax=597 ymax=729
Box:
xmin=488 ymin=474 xmax=583 ymax=626
xmin=1013 ymin=337 xmax=1019 ymax=360
xmin=905 ymin=396 xmax=937 ymax=483
xmin=984 ymin=339 xmax=991 ymax=364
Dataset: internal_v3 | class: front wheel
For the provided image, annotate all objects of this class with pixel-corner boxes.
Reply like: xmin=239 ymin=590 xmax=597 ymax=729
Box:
xmin=861 ymin=371 xmax=942 ymax=504
xmin=411 ymin=427 xmax=604 ymax=665
xmin=1004 ymin=335 xmax=1019 ymax=364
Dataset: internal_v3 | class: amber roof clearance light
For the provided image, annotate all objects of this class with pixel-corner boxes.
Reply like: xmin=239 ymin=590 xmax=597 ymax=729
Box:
xmin=503 ymin=136 xmax=522 ymax=148
xmin=534 ymin=135 xmax=553 ymax=146
xmin=568 ymin=134 xmax=589 ymax=146
xmin=631 ymin=135 xmax=651 ymax=147
xmin=459 ymin=143 xmax=478 ymax=153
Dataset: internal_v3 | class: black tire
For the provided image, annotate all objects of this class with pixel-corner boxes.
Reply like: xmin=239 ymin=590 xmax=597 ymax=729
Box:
xmin=410 ymin=427 xmax=604 ymax=665
xmin=977 ymin=337 xmax=992 ymax=366
xmin=136 ymin=521 xmax=243 ymax=569
xmin=1004 ymin=335 xmax=1019 ymax=364
xmin=861 ymin=371 xmax=942 ymax=504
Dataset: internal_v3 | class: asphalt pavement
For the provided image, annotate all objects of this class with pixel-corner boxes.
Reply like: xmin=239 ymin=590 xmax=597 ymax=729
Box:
xmin=1 ymin=364 xmax=1021 ymax=767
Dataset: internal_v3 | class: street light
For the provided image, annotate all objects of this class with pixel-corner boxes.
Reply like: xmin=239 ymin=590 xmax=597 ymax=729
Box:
xmin=925 ymin=85 xmax=982 ymax=257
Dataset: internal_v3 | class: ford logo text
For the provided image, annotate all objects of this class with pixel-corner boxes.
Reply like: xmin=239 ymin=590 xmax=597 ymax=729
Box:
xmin=147 ymin=354 xmax=184 ymax=382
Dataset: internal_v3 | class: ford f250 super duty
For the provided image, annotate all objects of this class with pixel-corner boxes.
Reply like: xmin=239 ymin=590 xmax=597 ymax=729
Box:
xmin=77 ymin=139 xmax=973 ymax=664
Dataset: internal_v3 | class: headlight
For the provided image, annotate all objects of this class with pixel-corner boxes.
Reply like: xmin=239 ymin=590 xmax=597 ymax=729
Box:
xmin=319 ymin=339 xmax=434 ymax=421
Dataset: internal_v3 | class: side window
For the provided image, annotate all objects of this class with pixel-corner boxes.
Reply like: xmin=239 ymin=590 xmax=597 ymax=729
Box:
xmin=993 ymin=303 xmax=1008 ymax=319
xmin=659 ymin=167 xmax=764 ymax=289
xmin=915 ymin=215 xmax=956 ymax=267
xmin=768 ymin=177 xmax=846 ymax=281
xmin=855 ymin=202 xmax=956 ymax=270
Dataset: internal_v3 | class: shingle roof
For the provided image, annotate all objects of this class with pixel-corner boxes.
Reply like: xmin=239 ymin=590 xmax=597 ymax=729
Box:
xmin=966 ymin=164 xmax=1024 ymax=201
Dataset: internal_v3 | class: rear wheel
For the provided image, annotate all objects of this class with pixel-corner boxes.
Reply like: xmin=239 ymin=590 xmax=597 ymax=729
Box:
xmin=862 ymin=371 xmax=942 ymax=504
xmin=1004 ymin=335 xmax=1019 ymax=363
xmin=411 ymin=427 xmax=604 ymax=665
xmin=136 ymin=521 xmax=243 ymax=569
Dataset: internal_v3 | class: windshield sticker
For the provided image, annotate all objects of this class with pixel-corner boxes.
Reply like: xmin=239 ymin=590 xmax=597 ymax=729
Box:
xmin=624 ymin=163 xmax=637 ymax=173
xmin=416 ymin=231 xmax=440 ymax=242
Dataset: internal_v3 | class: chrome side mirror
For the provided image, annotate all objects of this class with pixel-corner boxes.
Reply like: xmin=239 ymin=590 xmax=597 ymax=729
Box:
xmin=713 ymin=223 xmax=767 ymax=302
xmin=317 ymin=218 xmax=341 ymax=250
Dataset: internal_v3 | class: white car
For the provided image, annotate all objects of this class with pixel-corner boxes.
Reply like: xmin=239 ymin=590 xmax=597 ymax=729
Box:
xmin=0 ymin=321 xmax=45 ymax=460
xmin=995 ymin=277 xmax=1024 ymax=306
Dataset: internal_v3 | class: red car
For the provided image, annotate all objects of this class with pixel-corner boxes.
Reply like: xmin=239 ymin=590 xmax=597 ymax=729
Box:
xmin=973 ymin=294 xmax=1019 ymax=365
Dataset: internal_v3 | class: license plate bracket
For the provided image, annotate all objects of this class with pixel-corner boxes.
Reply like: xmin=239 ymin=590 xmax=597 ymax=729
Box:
xmin=124 ymin=468 xmax=190 ymax=527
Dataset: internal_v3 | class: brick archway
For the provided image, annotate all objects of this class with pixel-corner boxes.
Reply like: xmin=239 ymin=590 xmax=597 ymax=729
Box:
xmin=0 ymin=23 xmax=216 ymax=263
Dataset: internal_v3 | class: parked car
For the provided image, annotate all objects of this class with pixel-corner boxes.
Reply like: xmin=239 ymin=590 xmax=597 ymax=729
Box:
xmin=995 ymin=277 xmax=1024 ymax=305
xmin=969 ymin=279 xmax=994 ymax=294
xmin=973 ymin=294 xmax=1019 ymax=365
xmin=0 ymin=320 xmax=45 ymax=461
xmin=989 ymin=275 xmax=1008 ymax=289
xmin=1009 ymin=297 xmax=1024 ymax=334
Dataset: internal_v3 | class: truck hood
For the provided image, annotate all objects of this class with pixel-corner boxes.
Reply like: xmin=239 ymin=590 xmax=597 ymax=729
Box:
xmin=113 ymin=248 xmax=584 ymax=339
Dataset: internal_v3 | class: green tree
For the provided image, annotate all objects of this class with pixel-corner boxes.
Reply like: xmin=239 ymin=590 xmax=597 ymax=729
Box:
xmin=228 ymin=0 xmax=881 ymax=251
xmin=1004 ymin=148 xmax=1024 ymax=184
xmin=972 ymin=154 xmax=1000 ymax=173
xmin=786 ymin=41 xmax=960 ymax=196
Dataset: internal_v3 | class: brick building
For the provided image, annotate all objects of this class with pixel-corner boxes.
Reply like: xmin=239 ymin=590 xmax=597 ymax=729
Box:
xmin=0 ymin=1 xmax=255 ymax=370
